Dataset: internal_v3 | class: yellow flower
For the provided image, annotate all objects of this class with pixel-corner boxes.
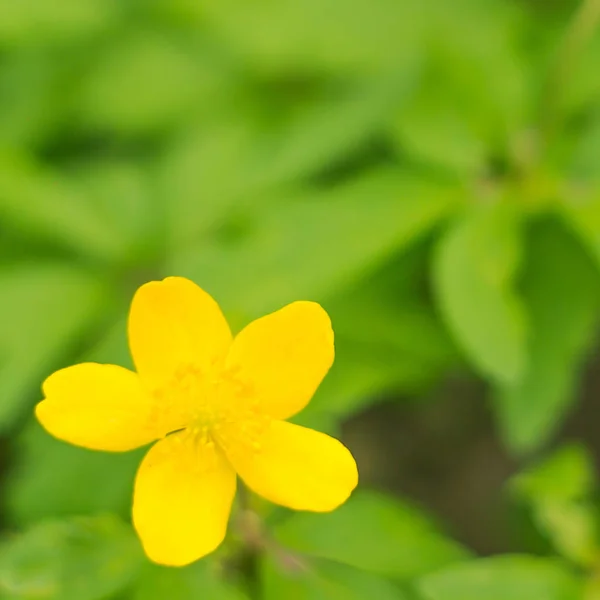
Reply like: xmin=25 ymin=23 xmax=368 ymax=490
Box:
xmin=35 ymin=277 xmax=358 ymax=566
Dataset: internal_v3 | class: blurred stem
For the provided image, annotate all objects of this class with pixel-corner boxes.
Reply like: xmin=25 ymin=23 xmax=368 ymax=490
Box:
xmin=542 ymin=0 xmax=600 ymax=145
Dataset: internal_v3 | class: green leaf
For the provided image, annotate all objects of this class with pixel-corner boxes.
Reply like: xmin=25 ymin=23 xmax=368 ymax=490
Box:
xmin=418 ymin=556 xmax=583 ymax=600
xmin=299 ymin=269 xmax=459 ymax=422
xmin=200 ymin=0 xmax=423 ymax=75
xmin=512 ymin=444 xmax=595 ymax=504
xmin=0 ymin=51 xmax=69 ymax=147
xmin=433 ymin=201 xmax=526 ymax=384
xmin=561 ymin=184 xmax=600 ymax=268
xmin=389 ymin=91 xmax=487 ymax=176
xmin=0 ymin=154 xmax=127 ymax=262
xmin=273 ymin=490 xmax=469 ymax=580
xmin=0 ymin=515 xmax=143 ymax=600
xmin=262 ymin=555 xmax=409 ymax=600
xmin=493 ymin=219 xmax=600 ymax=453
xmin=161 ymin=75 xmax=412 ymax=248
xmin=0 ymin=0 xmax=118 ymax=47
xmin=0 ymin=264 xmax=110 ymax=431
xmin=133 ymin=561 xmax=248 ymax=600
xmin=170 ymin=169 xmax=462 ymax=320
xmin=6 ymin=420 xmax=143 ymax=526
xmin=511 ymin=444 xmax=599 ymax=567
xmin=76 ymin=29 xmax=229 ymax=136
xmin=426 ymin=0 xmax=530 ymax=145
xmin=67 ymin=158 xmax=161 ymax=263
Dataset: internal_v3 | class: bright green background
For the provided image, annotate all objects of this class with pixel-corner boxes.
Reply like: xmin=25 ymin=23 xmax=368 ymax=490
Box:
xmin=1 ymin=0 xmax=600 ymax=598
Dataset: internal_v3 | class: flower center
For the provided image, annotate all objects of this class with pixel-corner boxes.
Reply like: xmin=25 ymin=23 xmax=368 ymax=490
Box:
xmin=150 ymin=362 xmax=268 ymax=453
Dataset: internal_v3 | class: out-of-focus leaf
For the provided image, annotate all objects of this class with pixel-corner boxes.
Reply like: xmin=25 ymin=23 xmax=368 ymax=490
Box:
xmin=161 ymin=74 xmax=413 ymax=247
xmin=67 ymin=159 xmax=161 ymax=263
xmin=568 ymin=111 xmax=600 ymax=182
xmin=170 ymin=169 xmax=463 ymax=321
xmin=0 ymin=0 xmax=118 ymax=47
xmin=262 ymin=555 xmax=409 ymax=600
xmin=0 ymin=515 xmax=143 ymax=600
xmin=76 ymin=30 xmax=229 ymax=136
xmin=418 ymin=556 xmax=583 ymax=600
xmin=511 ymin=444 xmax=599 ymax=567
xmin=426 ymin=0 xmax=531 ymax=146
xmin=201 ymin=0 xmax=423 ymax=76
xmin=494 ymin=219 xmax=600 ymax=453
xmin=561 ymin=185 xmax=600 ymax=269
xmin=133 ymin=561 xmax=248 ymax=600
xmin=512 ymin=444 xmax=594 ymax=503
xmin=0 ymin=264 xmax=110 ymax=430
xmin=0 ymin=51 xmax=70 ymax=147
xmin=585 ymin=576 xmax=600 ymax=600
xmin=274 ymin=490 xmax=469 ymax=580
xmin=562 ymin=31 xmax=600 ymax=117
xmin=6 ymin=420 xmax=143 ymax=526
xmin=0 ymin=155 xmax=127 ymax=262
xmin=433 ymin=200 xmax=526 ymax=384
xmin=390 ymin=90 xmax=487 ymax=176
xmin=299 ymin=277 xmax=459 ymax=423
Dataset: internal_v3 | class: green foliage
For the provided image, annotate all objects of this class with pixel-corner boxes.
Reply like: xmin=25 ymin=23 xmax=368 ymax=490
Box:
xmin=0 ymin=515 xmax=143 ymax=600
xmin=511 ymin=444 xmax=600 ymax=567
xmin=493 ymin=219 xmax=600 ymax=453
xmin=1 ymin=0 xmax=600 ymax=597
xmin=262 ymin=555 xmax=409 ymax=600
xmin=273 ymin=490 xmax=469 ymax=580
xmin=418 ymin=556 xmax=583 ymax=600
xmin=434 ymin=200 xmax=526 ymax=384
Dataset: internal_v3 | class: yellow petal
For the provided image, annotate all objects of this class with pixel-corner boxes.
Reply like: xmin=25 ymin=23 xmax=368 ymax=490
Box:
xmin=224 ymin=420 xmax=357 ymax=512
xmin=128 ymin=277 xmax=232 ymax=390
xmin=36 ymin=363 xmax=159 ymax=452
xmin=133 ymin=431 xmax=236 ymax=566
xmin=225 ymin=301 xmax=334 ymax=420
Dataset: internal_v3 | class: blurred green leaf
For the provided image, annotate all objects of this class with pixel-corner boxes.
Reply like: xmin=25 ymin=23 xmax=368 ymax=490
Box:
xmin=0 ymin=515 xmax=143 ymax=600
xmin=567 ymin=110 xmax=600 ymax=182
xmin=171 ymin=169 xmax=463 ymax=320
xmin=512 ymin=444 xmax=594 ymax=503
xmin=433 ymin=200 xmax=526 ymax=384
xmin=67 ymin=158 xmax=161 ymax=263
xmin=0 ymin=154 xmax=128 ymax=262
xmin=494 ymin=219 xmax=600 ymax=453
xmin=262 ymin=555 xmax=409 ymax=600
xmin=201 ymin=0 xmax=423 ymax=75
xmin=0 ymin=50 xmax=70 ymax=147
xmin=133 ymin=561 xmax=248 ymax=600
xmin=390 ymin=90 xmax=487 ymax=176
xmin=274 ymin=490 xmax=469 ymax=580
xmin=76 ymin=30 xmax=229 ymax=136
xmin=0 ymin=0 xmax=118 ymax=47
xmin=562 ymin=29 xmax=600 ymax=117
xmin=427 ymin=0 xmax=531 ymax=146
xmin=511 ymin=444 xmax=600 ymax=567
xmin=0 ymin=264 xmax=110 ymax=430
xmin=418 ymin=555 xmax=583 ymax=600
xmin=6 ymin=420 xmax=143 ymax=526
xmin=300 ymin=274 xmax=459 ymax=422
xmin=561 ymin=182 xmax=600 ymax=269
xmin=161 ymin=74 xmax=412 ymax=247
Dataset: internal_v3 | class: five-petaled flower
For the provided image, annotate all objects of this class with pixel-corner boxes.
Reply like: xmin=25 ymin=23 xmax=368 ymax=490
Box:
xmin=36 ymin=277 xmax=358 ymax=566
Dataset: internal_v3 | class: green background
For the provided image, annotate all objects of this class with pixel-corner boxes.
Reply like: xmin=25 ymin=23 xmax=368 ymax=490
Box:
xmin=1 ymin=0 xmax=600 ymax=597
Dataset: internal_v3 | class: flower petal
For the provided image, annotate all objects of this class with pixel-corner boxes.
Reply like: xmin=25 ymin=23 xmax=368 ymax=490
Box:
xmin=225 ymin=301 xmax=334 ymax=420
xmin=133 ymin=431 xmax=236 ymax=566
xmin=128 ymin=277 xmax=232 ymax=389
xmin=36 ymin=363 xmax=160 ymax=452
xmin=224 ymin=420 xmax=357 ymax=512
